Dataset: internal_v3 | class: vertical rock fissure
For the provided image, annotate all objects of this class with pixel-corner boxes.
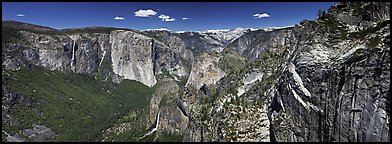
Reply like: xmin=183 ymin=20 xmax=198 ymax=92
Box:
xmin=332 ymin=71 xmax=339 ymax=141
xmin=351 ymin=75 xmax=359 ymax=142
xmin=345 ymin=66 xmax=352 ymax=141
xmin=318 ymin=71 xmax=324 ymax=142
xmin=325 ymin=68 xmax=332 ymax=141
xmin=151 ymin=39 xmax=156 ymax=75
xmin=337 ymin=66 xmax=346 ymax=94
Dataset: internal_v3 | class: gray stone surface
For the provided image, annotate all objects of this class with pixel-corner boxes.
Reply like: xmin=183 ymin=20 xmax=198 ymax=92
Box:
xmin=2 ymin=2 xmax=389 ymax=142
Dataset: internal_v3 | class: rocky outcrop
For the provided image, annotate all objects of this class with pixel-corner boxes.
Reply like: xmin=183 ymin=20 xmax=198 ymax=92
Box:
xmin=266 ymin=2 xmax=390 ymax=142
xmin=222 ymin=103 xmax=270 ymax=142
xmin=185 ymin=52 xmax=226 ymax=90
xmin=237 ymin=70 xmax=264 ymax=96
xmin=2 ymin=86 xmax=54 ymax=142
xmin=228 ymin=27 xmax=293 ymax=61
xmin=142 ymin=30 xmax=195 ymax=62
xmin=21 ymin=124 xmax=55 ymax=142
xmin=327 ymin=2 xmax=390 ymax=32
xmin=147 ymin=78 xmax=189 ymax=139
xmin=2 ymin=86 xmax=22 ymax=127
xmin=4 ymin=125 xmax=55 ymax=142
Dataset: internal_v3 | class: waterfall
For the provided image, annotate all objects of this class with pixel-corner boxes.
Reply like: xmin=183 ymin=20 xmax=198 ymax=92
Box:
xmin=71 ymin=40 xmax=76 ymax=68
xmin=98 ymin=50 xmax=106 ymax=68
xmin=95 ymin=50 xmax=107 ymax=79
xmin=139 ymin=111 xmax=160 ymax=140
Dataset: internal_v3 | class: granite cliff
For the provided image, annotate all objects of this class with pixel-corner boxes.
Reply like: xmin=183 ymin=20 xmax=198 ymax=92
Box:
xmin=2 ymin=2 xmax=389 ymax=142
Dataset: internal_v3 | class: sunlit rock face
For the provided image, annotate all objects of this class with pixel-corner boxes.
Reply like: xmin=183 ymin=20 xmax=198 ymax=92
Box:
xmin=110 ymin=30 xmax=156 ymax=87
xmin=185 ymin=52 xmax=226 ymax=90
xmin=1 ymin=2 xmax=390 ymax=142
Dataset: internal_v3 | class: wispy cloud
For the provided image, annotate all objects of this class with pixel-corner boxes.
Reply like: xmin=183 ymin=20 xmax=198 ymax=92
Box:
xmin=158 ymin=14 xmax=175 ymax=22
xmin=253 ymin=13 xmax=270 ymax=18
xmin=114 ymin=16 xmax=125 ymax=20
xmin=182 ymin=17 xmax=188 ymax=20
xmin=134 ymin=9 xmax=157 ymax=17
xmin=158 ymin=14 xmax=170 ymax=19
xmin=16 ymin=14 xmax=25 ymax=17
xmin=163 ymin=18 xmax=175 ymax=22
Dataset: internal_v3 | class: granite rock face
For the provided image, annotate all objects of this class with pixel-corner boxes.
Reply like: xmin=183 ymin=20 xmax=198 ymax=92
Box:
xmin=327 ymin=2 xmax=390 ymax=32
xmin=2 ymin=2 xmax=390 ymax=142
xmin=2 ymin=29 xmax=203 ymax=87
xmin=109 ymin=30 xmax=157 ymax=87
xmin=185 ymin=52 xmax=226 ymax=90
xmin=228 ymin=28 xmax=294 ymax=61
xmin=265 ymin=2 xmax=390 ymax=142
xmin=21 ymin=124 xmax=56 ymax=142
xmin=180 ymin=2 xmax=390 ymax=142
xmin=269 ymin=35 xmax=390 ymax=142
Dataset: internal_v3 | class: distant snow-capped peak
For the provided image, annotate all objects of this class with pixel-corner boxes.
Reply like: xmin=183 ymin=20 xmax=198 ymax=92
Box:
xmin=142 ymin=26 xmax=293 ymax=45
xmin=200 ymin=27 xmax=253 ymax=44
xmin=260 ymin=26 xmax=294 ymax=32
xmin=142 ymin=27 xmax=171 ymax=32
xmin=202 ymin=29 xmax=230 ymax=34
xmin=143 ymin=26 xmax=293 ymax=34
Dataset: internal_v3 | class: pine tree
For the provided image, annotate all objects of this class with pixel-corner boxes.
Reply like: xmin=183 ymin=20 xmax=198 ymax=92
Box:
xmin=317 ymin=9 xmax=325 ymax=19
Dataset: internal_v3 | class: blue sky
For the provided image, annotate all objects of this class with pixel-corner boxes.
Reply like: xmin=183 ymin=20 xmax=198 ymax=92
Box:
xmin=2 ymin=2 xmax=337 ymax=31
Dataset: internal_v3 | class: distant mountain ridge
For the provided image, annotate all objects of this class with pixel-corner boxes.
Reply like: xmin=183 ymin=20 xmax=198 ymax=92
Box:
xmin=2 ymin=20 xmax=57 ymax=32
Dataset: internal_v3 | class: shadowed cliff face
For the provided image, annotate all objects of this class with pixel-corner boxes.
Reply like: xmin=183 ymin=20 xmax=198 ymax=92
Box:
xmin=270 ymin=46 xmax=390 ymax=142
xmin=264 ymin=2 xmax=390 ymax=142
xmin=227 ymin=28 xmax=294 ymax=61
xmin=2 ymin=2 xmax=390 ymax=142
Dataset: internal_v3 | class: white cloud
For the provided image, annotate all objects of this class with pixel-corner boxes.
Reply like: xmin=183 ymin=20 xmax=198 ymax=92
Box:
xmin=114 ymin=16 xmax=125 ymax=20
xmin=158 ymin=14 xmax=175 ymax=22
xmin=182 ymin=17 xmax=188 ymax=20
xmin=158 ymin=14 xmax=170 ymax=19
xmin=163 ymin=18 xmax=175 ymax=22
xmin=253 ymin=13 xmax=270 ymax=18
xmin=134 ymin=9 xmax=157 ymax=17
xmin=16 ymin=14 xmax=25 ymax=17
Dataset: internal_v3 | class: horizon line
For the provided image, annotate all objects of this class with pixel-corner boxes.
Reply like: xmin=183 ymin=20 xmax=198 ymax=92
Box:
xmin=3 ymin=19 xmax=297 ymax=33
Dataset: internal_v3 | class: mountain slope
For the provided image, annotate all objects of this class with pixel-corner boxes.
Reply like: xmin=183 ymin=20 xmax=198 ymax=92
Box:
xmin=201 ymin=28 xmax=252 ymax=45
xmin=2 ymin=2 xmax=390 ymax=142
xmin=178 ymin=2 xmax=389 ymax=142
xmin=2 ymin=66 xmax=154 ymax=141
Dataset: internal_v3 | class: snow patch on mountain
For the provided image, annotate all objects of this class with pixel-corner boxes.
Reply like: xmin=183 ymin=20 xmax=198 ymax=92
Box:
xmin=143 ymin=28 xmax=171 ymax=32
xmin=260 ymin=26 xmax=294 ymax=32
xmin=201 ymin=28 xmax=252 ymax=45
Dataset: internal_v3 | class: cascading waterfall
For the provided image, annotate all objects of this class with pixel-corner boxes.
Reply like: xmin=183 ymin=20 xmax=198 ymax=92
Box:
xmin=71 ymin=40 xmax=76 ymax=68
xmin=139 ymin=111 xmax=160 ymax=140
xmin=98 ymin=50 xmax=106 ymax=68
xmin=95 ymin=50 xmax=107 ymax=79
